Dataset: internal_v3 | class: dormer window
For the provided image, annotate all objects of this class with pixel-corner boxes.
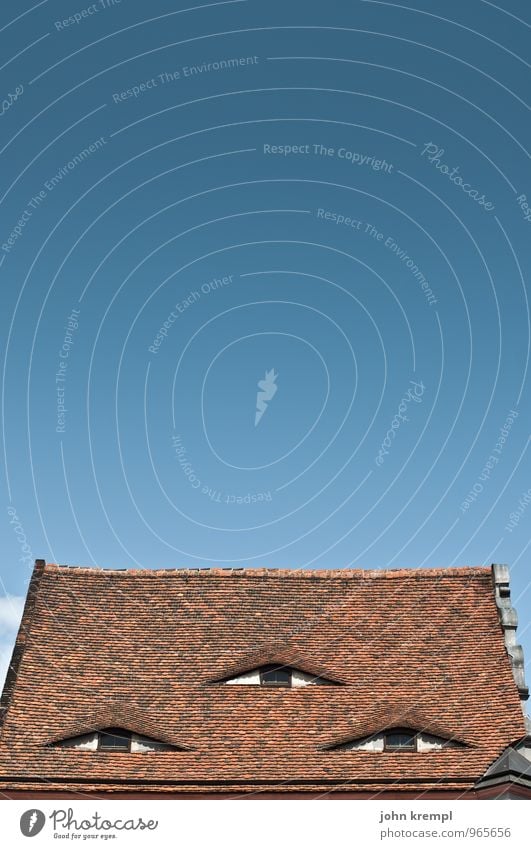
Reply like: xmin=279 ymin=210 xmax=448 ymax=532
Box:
xmin=327 ymin=727 xmax=464 ymax=753
xmin=98 ymin=728 xmax=131 ymax=752
xmin=219 ymin=663 xmax=341 ymax=687
xmin=384 ymin=730 xmax=416 ymax=751
xmin=52 ymin=727 xmax=178 ymax=752
xmin=259 ymin=664 xmax=292 ymax=686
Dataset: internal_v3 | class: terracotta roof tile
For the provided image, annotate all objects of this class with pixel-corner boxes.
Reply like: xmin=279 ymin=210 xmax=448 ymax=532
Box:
xmin=0 ymin=561 xmax=527 ymax=794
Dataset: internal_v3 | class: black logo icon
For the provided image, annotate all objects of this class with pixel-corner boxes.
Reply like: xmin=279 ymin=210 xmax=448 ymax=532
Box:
xmin=20 ymin=809 xmax=46 ymax=837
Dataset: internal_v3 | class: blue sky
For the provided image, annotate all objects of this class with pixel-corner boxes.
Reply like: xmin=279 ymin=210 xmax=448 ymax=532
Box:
xmin=1 ymin=0 xmax=530 ymax=702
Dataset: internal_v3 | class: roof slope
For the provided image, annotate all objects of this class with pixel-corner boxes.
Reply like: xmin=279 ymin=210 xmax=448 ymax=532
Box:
xmin=0 ymin=562 xmax=527 ymax=795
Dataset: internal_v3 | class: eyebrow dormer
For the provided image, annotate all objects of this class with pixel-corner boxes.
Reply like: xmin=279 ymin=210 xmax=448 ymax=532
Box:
xmin=326 ymin=727 xmax=466 ymax=752
xmin=219 ymin=663 xmax=340 ymax=687
xmin=50 ymin=727 xmax=184 ymax=752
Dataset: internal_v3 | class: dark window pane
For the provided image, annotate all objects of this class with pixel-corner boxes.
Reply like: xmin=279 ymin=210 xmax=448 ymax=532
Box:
xmin=98 ymin=728 xmax=131 ymax=751
xmin=385 ymin=732 xmax=416 ymax=750
xmin=260 ymin=664 xmax=292 ymax=686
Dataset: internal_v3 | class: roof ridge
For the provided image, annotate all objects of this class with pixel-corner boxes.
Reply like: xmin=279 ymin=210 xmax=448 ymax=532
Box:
xmin=38 ymin=562 xmax=492 ymax=579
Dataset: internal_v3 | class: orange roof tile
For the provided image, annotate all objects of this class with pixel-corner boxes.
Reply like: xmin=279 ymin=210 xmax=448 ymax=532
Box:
xmin=0 ymin=561 xmax=527 ymax=795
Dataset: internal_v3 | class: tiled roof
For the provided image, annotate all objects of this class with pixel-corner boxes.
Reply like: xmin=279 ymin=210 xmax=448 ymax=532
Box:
xmin=0 ymin=561 xmax=527 ymax=795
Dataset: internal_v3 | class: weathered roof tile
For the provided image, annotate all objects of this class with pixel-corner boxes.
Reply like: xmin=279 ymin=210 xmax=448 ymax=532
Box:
xmin=0 ymin=561 xmax=527 ymax=794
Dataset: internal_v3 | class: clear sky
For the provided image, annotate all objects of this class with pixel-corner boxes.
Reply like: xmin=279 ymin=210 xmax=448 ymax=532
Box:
xmin=1 ymin=0 xmax=530 ymax=703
